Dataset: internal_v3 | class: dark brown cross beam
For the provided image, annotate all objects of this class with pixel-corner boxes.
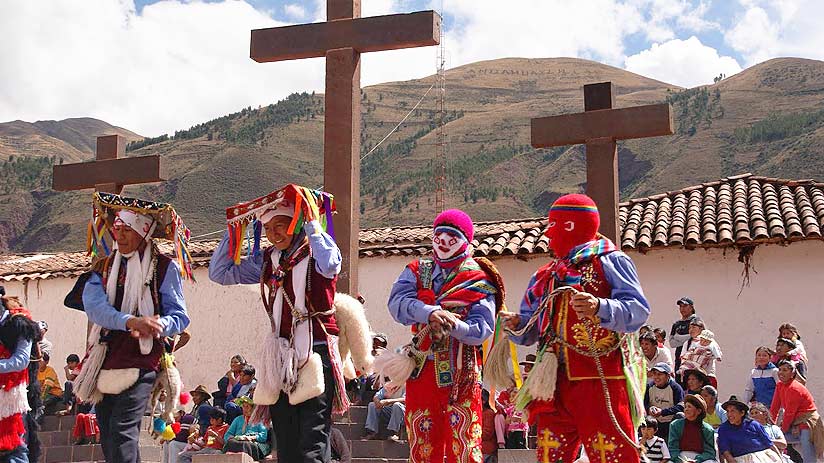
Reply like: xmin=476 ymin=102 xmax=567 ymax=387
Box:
xmin=531 ymin=82 xmax=674 ymax=242
xmin=250 ymin=0 xmax=441 ymax=293
xmin=52 ymin=134 xmax=166 ymax=194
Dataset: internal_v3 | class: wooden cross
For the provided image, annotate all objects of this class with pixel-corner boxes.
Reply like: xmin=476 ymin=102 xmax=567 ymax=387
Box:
xmin=591 ymin=432 xmax=617 ymax=463
xmin=531 ymin=82 xmax=674 ymax=242
xmin=537 ymin=429 xmax=562 ymax=463
xmin=52 ymin=134 xmax=165 ymax=194
xmin=249 ymin=0 xmax=441 ymax=293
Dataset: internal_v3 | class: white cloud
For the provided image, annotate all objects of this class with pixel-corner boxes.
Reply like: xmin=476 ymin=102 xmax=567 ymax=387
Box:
xmin=282 ymin=3 xmax=306 ymax=20
xmin=725 ymin=0 xmax=824 ymax=66
xmin=624 ymin=36 xmax=743 ymax=87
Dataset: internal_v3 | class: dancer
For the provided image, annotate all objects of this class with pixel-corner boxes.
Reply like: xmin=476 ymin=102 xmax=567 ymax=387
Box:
xmin=386 ymin=209 xmax=503 ymax=463
xmin=74 ymin=192 xmax=192 ymax=463
xmin=500 ymin=194 xmax=650 ymax=463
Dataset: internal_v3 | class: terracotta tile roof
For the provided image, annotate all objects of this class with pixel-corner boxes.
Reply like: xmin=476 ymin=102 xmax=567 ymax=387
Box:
xmin=2 ymin=173 xmax=823 ymax=281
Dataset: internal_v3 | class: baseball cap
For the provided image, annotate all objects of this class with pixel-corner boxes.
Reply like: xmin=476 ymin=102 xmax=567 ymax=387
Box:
xmin=676 ymin=297 xmax=694 ymax=306
xmin=650 ymin=362 xmax=672 ymax=375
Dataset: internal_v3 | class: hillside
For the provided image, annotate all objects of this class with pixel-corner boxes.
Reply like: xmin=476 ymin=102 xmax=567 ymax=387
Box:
xmin=2 ymin=57 xmax=824 ymax=252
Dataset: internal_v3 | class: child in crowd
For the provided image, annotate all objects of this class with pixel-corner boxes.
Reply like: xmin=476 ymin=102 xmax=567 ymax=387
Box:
xmin=639 ymin=417 xmax=670 ymax=463
xmin=745 ymin=346 xmax=779 ymax=407
xmin=678 ymin=329 xmax=721 ymax=388
xmin=179 ymin=408 xmax=229 ymax=463
xmin=653 ymin=328 xmax=667 ymax=348
xmin=777 ymin=323 xmax=807 ymax=363
xmin=644 ymin=363 xmax=684 ymax=439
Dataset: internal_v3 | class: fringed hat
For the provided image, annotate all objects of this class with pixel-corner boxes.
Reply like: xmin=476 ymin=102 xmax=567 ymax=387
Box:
xmin=224 ymin=184 xmax=336 ymax=264
xmin=88 ymin=191 xmax=194 ymax=279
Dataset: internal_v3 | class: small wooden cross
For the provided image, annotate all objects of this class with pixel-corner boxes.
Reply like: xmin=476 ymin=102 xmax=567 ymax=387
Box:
xmin=249 ymin=0 xmax=441 ymax=293
xmin=591 ymin=432 xmax=617 ymax=463
xmin=537 ymin=429 xmax=562 ymax=463
xmin=52 ymin=134 xmax=165 ymax=194
xmin=531 ymin=82 xmax=674 ymax=242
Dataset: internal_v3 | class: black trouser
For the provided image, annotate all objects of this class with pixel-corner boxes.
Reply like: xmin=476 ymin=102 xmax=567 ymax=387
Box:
xmin=269 ymin=345 xmax=335 ymax=463
xmin=96 ymin=369 xmax=156 ymax=463
xmin=505 ymin=430 xmax=526 ymax=449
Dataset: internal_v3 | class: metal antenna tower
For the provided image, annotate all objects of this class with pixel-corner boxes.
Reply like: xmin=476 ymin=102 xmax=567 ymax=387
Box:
xmin=434 ymin=29 xmax=447 ymax=213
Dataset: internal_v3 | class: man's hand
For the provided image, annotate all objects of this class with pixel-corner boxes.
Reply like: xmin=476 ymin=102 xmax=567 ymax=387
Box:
xmin=428 ymin=309 xmax=458 ymax=330
xmin=499 ymin=312 xmax=521 ymax=330
xmin=126 ymin=315 xmax=163 ymax=338
xmin=571 ymin=292 xmax=599 ymax=318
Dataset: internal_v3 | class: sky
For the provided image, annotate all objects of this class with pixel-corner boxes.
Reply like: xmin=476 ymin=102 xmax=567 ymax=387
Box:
xmin=1 ymin=0 xmax=823 ymax=137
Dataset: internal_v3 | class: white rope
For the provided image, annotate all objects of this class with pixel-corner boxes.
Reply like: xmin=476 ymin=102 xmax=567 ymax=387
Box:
xmin=361 ymin=81 xmax=436 ymax=161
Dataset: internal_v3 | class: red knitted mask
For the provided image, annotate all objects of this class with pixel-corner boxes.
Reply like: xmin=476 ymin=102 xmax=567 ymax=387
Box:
xmin=544 ymin=194 xmax=600 ymax=258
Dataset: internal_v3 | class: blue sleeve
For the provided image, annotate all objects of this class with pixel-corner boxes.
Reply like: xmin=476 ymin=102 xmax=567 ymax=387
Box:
xmin=595 ymin=252 xmax=651 ymax=333
xmin=208 ymin=231 xmax=264 ymax=285
xmin=717 ymin=424 xmax=731 ymax=455
xmin=0 ymin=339 xmax=31 ymax=373
xmin=387 ymin=267 xmax=440 ymax=326
xmin=510 ymin=272 xmax=541 ymax=346
xmin=661 ymin=382 xmax=685 ymax=416
xmin=644 ymin=384 xmax=651 ymax=410
xmin=158 ymin=260 xmax=190 ymax=337
xmin=253 ymin=424 xmax=268 ymax=443
xmin=375 ymin=389 xmax=386 ymax=401
xmin=225 ymin=416 xmax=242 ymax=440
xmin=305 ymin=220 xmax=341 ymax=279
xmin=82 ymin=272 xmax=131 ymax=331
xmin=450 ymin=295 xmax=495 ymax=346
xmin=752 ymin=420 xmax=773 ymax=449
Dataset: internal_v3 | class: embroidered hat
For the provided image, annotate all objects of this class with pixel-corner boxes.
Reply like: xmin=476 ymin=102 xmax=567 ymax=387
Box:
xmin=698 ymin=330 xmax=715 ymax=342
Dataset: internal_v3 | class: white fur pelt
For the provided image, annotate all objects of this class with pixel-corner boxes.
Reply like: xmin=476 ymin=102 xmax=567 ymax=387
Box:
xmin=253 ymin=331 xmax=282 ymax=406
xmin=149 ymin=362 xmax=181 ymax=424
xmin=373 ymin=349 xmax=416 ymax=390
xmin=333 ymin=293 xmax=374 ymax=379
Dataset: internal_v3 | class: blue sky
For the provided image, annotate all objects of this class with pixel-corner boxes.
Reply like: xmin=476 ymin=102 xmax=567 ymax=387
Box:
xmin=2 ymin=0 xmax=823 ymax=136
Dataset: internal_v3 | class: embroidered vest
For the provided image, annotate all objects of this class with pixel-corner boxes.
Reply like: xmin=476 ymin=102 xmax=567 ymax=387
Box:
xmin=554 ymin=257 xmax=624 ymax=380
xmin=99 ymin=253 xmax=171 ymax=371
xmin=260 ymin=247 xmax=338 ymax=339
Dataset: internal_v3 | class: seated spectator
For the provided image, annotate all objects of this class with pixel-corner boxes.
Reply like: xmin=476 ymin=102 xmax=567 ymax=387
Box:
xmin=641 ymin=332 xmax=674 ymax=375
xmin=683 ymin=368 xmax=712 ymax=396
xmin=773 ymin=339 xmax=807 ymax=383
xmin=654 ymin=328 xmax=668 ymax=348
xmin=519 ymin=354 xmax=535 ymax=380
xmin=60 ymin=353 xmax=81 ymax=415
xmin=667 ymin=394 xmax=718 ymax=463
xmin=179 ymin=407 xmax=230 ymax=463
xmin=644 ymin=362 xmax=684 ymax=439
xmin=37 ymin=352 xmax=63 ymax=415
xmin=165 ymin=409 xmax=195 ymax=463
xmin=37 ymin=320 xmax=52 ymax=357
xmin=640 ymin=416 xmax=671 ymax=463
xmin=749 ymin=402 xmax=792 ymax=462
xmin=494 ymin=385 xmax=516 ymax=449
xmin=777 ymin=323 xmax=807 ymax=364
xmin=224 ymin=397 xmax=270 ymax=461
xmin=745 ymin=347 xmax=779 ymax=408
xmin=481 ymin=389 xmax=498 ymax=463
xmin=700 ymin=385 xmax=727 ymax=431
xmin=214 ymin=354 xmax=247 ymax=409
xmin=717 ymin=396 xmax=781 ymax=463
xmin=224 ymin=364 xmax=256 ymax=424
xmin=679 ymin=329 xmax=721 ymax=388
xmin=188 ymin=385 xmax=214 ymax=436
xmin=640 ymin=324 xmax=653 ymax=337
xmin=364 ymin=382 xmax=405 ymax=440
xmin=330 ymin=427 xmax=351 ymax=463
xmin=504 ymin=403 xmax=528 ymax=449
xmin=71 ymin=402 xmax=99 ymax=445
xmin=769 ymin=361 xmax=824 ymax=462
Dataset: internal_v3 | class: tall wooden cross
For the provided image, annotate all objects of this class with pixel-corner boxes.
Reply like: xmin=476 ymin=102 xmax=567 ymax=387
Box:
xmin=531 ymin=82 xmax=674 ymax=242
xmin=250 ymin=0 xmax=441 ymax=293
xmin=52 ymin=134 xmax=165 ymax=194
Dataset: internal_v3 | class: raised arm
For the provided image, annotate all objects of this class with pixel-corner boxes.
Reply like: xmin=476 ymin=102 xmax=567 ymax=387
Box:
xmin=208 ymin=231 xmax=264 ymax=285
xmin=596 ymin=252 xmax=651 ymax=333
xmin=305 ymin=220 xmax=341 ymax=279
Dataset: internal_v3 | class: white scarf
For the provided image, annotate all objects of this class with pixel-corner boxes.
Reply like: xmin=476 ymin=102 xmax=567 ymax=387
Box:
xmin=256 ymin=251 xmax=312 ymax=402
xmin=106 ymin=246 xmax=157 ymax=355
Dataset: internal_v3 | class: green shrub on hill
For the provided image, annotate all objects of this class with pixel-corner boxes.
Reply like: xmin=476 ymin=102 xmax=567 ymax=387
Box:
xmin=734 ymin=108 xmax=824 ymax=144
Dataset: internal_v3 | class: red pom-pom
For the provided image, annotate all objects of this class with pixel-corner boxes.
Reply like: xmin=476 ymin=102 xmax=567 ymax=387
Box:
xmin=171 ymin=422 xmax=181 ymax=434
xmin=179 ymin=391 xmax=191 ymax=405
xmin=418 ymin=288 xmax=436 ymax=305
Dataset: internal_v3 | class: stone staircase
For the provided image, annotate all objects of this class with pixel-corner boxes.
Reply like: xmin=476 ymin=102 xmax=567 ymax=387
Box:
xmin=36 ymin=406 xmax=534 ymax=462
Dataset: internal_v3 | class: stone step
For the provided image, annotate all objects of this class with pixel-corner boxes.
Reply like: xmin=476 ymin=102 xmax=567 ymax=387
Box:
xmin=352 ymin=459 xmax=407 ymax=463
xmin=39 ymin=444 xmax=162 ymax=463
xmin=349 ymin=439 xmax=409 ymax=459
xmin=498 ymin=449 xmax=535 ymax=463
xmin=38 ymin=430 xmax=159 ymax=448
xmin=39 ymin=415 xmax=154 ymax=432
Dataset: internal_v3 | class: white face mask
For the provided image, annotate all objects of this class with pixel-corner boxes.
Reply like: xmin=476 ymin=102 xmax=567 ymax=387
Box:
xmin=432 ymin=231 xmax=465 ymax=260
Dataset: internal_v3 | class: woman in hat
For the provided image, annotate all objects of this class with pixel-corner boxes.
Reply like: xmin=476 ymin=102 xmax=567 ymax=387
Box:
xmin=223 ymin=396 xmax=270 ymax=460
xmin=717 ymin=396 xmax=782 ymax=462
xmin=749 ymin=402 xmax=792 ymax=462
xmin=668 ymin=394 xmax=718 ymax=463
xmin=769 ymin=361 xmax=824 ymax=462
xmin=701 ymin=385 xmax=728 ymax=431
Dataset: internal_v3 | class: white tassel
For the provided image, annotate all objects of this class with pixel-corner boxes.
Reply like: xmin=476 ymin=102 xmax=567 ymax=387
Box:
xmin=373 ymin=348 xmax=416 ymax=390
xmin=484 ymin=336 xmax=515 ymax=391
xmin=253 ymin=331 xmax=282 ymax=406
xmin=522 ymin=349 xmax=558 ymax=401
xmin=74 ymin=339 xmax=107 ymax=404
xmin=0 ymin=383 xmax=30 ymax=419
